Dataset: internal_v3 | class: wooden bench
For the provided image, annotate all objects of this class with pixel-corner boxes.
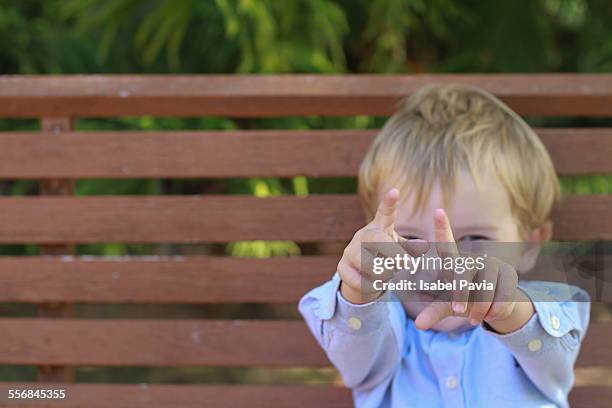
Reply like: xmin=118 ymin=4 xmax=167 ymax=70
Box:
xmin=0 ymin=75 xmax=610 ymax=407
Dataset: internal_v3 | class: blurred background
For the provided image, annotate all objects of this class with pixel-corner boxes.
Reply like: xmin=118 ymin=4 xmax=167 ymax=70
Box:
xmin=0 ymin=0 xmax=610 ymax=386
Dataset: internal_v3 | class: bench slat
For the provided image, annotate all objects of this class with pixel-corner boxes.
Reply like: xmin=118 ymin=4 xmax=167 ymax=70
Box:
xmin=0 ymin=128 xmax=609 ymax=178
xmin=0 ymin=319 xmax=607 ymax=367
xmin=0 ymin=195 xmax=607 ymax=243
xmin=0 ymin=255 xmax=608 ymax=304
xmin=0 ymin=255 xmax=336 ymax=303
xmin=0 ymin=384 xmax=352 ymax=408
xmin=0 ymin=383 xmax=607 ymax=408
xmin=1 ymin=75 xmax=612 ymax=117
xmin=550 ymin=195 xmax=612 ymax=241
xmin=568 ymin=386 xmax=612 ymax=408
xmin=0 ymin=319 xmax=326 ymax=367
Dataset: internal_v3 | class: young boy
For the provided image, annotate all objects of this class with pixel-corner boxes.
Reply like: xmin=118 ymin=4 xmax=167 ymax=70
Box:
xmin=299 ymin=84 xmax=590 ymax=408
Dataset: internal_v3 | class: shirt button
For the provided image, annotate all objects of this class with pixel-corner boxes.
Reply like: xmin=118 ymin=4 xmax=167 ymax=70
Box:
xmin=445 ymin=376 xmax=458 ymax=389
xmin=528 ymin=339 xmax=542 ymax=352
xmin=551 ymin=315 xmax=561 ymax=330
xmin=348 ymin=317 xmax=362 ymax=331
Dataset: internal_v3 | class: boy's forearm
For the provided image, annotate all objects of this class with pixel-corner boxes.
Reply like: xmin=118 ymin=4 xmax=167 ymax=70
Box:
xmin=299 ymin=278 xmax=405 ymax=390
xmin=485 ymin=288 xmax=534 ymax=334
xmin=483 ymin=284 xmax=590 ymax=407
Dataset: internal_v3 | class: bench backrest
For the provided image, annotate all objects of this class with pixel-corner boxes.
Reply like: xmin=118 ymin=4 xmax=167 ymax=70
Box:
xmin=0 ymin=75 xmax=610 ymax=407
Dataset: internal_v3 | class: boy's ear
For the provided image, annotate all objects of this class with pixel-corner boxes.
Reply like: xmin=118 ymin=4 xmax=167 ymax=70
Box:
xmin=528 ymin=220 xmax=553 ymax=243
xmin=517 ymin=221 xmax=553 ymax=273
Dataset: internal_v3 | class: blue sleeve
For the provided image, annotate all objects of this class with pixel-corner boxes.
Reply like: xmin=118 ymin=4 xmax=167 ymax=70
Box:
xmin=298 ymin=273 xmax=407 ymax=390
xmin=484 ymin=281 xmax=590 ymax=408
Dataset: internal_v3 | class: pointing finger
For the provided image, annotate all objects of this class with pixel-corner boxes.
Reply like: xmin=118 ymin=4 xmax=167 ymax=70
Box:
xmin=414 ymin=302 xmax=454 ymax=330
xmin=372 ymin=188 xmax=400 ymax=231
xmin=434 ymin=208 xmax=465 ymax=312
xmin=434 ymin=208 xmax=457 ymax=246
xmin=434 ymin=208 xmax=460 ymax=260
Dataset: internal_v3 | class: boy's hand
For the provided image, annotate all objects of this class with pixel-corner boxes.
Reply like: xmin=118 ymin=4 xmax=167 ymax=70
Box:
xmin=415 ymin=209 xmax=534 ymax=333
xmin=338 ymin=188 xmax=408 ymax=304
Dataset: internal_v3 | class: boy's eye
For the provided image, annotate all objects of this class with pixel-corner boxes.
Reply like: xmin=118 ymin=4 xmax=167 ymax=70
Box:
xmin=458 ymin=235 xmax=491 ymax=242
xmin=402 ymin=235 xmax=423 ymax=241
xmin=401 ymin=235 xmax=491 ymax=241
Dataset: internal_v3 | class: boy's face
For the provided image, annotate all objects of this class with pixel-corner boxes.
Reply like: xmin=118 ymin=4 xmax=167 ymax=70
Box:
xmin=389 ymin=170 xmax=530 ymax=331
xmin=393 ymin=169 xmax=522 ymax=243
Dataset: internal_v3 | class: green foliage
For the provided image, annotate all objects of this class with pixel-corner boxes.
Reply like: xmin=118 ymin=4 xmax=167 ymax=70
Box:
xmin=1 ymin=0 xmax=607 ymax=74
xmin=360 ymin=0 xmax=464 ymax=72
xmin=215 ymin=0 xmax=349 ymax=72
xmin=560 ymin=175 xmax=612 ymax=194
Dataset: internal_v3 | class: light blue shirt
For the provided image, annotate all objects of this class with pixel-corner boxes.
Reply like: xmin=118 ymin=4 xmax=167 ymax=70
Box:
xmin=299 ymin=274 xmax=590 ymax=408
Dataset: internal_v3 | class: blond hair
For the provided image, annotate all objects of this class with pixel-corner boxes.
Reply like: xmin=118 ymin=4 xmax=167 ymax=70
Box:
xmin=358 ymin=84 xmax=560 ymax=236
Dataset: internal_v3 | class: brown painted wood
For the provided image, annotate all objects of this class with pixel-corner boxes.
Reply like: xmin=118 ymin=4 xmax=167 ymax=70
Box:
xmin=0 ymin=128 xmax=609 ymax=178
xmin=0 ymin=319 xmax=607 ymax=367
xmin=0 ymin=254 xmax=607 ymax=304
xmin=1 ymin=75 xmax=612 ymax=117
xmin=0 ymin=194 xmax=606 ymax=243
xmin=551 ymin=195 xmax=612 ymax=241
xmin=37 ymin=117 xmax=74 ymax=383
xmin=576 ymin=322 xmax=612 ymax=367
xmin=537 ymin=128 xmax=612 ymax=175
xmin=0 ymin=384 xmax=353 ymax=408
xmin=0 ymin=255 xmax=336 ymax=303
xmin=568 ymin=386 xmax=612 ymax=408
xmin=0 ymin=383 xmax=606 ymax=408
xmin=0 ymin=195 xmax=363 ymax=243
xmin=0 ymin=319 xmax=328 ymax=367
xmin=0 ymin=130 xmax=372 ymax=179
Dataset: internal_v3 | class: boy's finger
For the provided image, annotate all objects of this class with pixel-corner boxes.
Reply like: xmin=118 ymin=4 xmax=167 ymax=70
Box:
xmin=338 ymin=258 xmax=363 ymax=291
xmin=434 ymin=208 xmax=459 ymax=258
xmin=360 ymin=248 xmax=395 ymax=282
xmin=362 ymin=239 xmax=412 ymax=274
xmin=372 ymin=188 xmax=400 ymax=230
xmin=362 ymin=228 xmax=410 ymax=257
xmin=485 ymin=263 xmax=518 ymax=322
xmin=467 ymin=264 xmax=498 ymax=325
xmin=415 ymin=302 xmax=454 ymax=330
xmin=434 ymin=209 xmax=465 ymax=312
xmin=400 ymin=239 xmax=430 ymax=257
xmin=451 ymin=265 xmax=477 ymax=314
xmin=414 ymin=302 xmax=453 ymax=330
